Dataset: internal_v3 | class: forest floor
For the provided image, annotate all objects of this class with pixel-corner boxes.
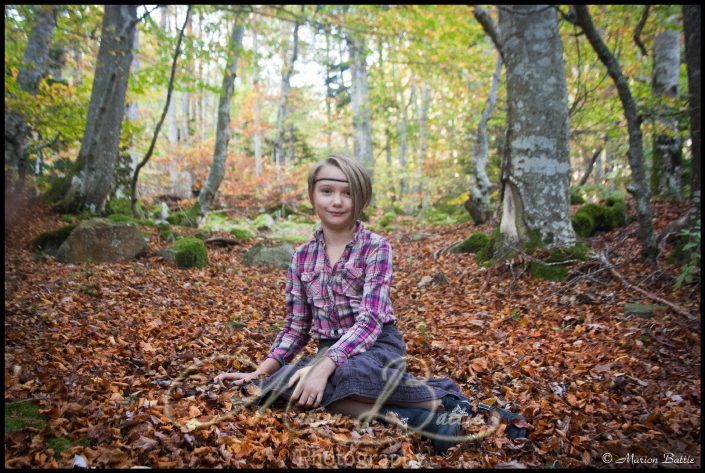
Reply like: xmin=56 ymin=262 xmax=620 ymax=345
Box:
xmin=4 ymin=196 xmax=701 ymax=468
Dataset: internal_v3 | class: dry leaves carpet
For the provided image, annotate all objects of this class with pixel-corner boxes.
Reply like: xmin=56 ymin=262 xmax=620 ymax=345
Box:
xmin=4 ymin=199 xmax=701 ymax=468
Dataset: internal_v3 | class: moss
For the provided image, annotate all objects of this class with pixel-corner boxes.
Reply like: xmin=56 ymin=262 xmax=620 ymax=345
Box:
xmin=106 ymin=214 xmax=137 ymax=224
xmin=452 ymin=232 xmax=489 ymax=254
xmin=167 ymin=203 xmax=201 ymax=228
xmin=5 ymin=401 xmax=48 ymax=433
xmin=169 ymin=237 xmax=208 ymax=269
xmin=60 ymin=214 xmax=77 ymax=224
xmin=570 ymin=188 xmax=585 ymax=205
xmin=106 ymin=198 xmax=144 ymax=218
xmin=529 ymin=261 xmax=568 ymax=281
xmin=521 ymin=229 xmax=544 ymax=254
xmin=230 ymin=226 xmax=256 ymax=241
xmin=572 ymin=212 xmax=595 ymax=238
xmin=547 ymin=243 xmax=589 ymax=263
xmin=378 ymin=211 xmax=397 ymax=229
xmin=47 ymin=435 xmax=74 ymax=457
xmin=157 ymin=222 xmax=176 ymax=242
xmin=32 ymin=224 xmax=77 ymax=252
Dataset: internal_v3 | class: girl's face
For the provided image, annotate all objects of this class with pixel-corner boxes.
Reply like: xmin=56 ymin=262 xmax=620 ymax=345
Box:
xmin=312 ymin=164 xmax=355 ymax=230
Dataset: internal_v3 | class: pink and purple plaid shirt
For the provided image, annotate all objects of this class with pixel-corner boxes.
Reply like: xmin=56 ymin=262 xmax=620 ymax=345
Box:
xmin=266 ymin=220 xmax=396 ymax=368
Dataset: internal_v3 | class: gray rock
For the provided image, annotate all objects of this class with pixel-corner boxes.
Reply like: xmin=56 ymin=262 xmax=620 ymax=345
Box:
xmin=56 ymin=218 xmax=147 ymax=263
xmin=242 ymin=243 xmax=294 ymax=270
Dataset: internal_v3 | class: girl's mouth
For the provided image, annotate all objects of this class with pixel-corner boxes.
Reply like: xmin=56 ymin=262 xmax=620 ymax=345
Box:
xmin=329 ymin=211 xmax=346 ymax=216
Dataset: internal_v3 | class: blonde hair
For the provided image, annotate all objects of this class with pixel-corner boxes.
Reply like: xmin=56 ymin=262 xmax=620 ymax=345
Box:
xmin=307 ymin=153 xmax=372 ymax=222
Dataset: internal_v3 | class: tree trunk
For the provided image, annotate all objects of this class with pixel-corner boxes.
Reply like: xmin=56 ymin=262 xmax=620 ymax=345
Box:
xmin=162 ymin=7 xmax=178 ymax=145
xmin=397 ymin=84 xmax=414 ymax=197
xmin=465 ymin=54 xmax=502 ymax=225
xmin=651 ymin=30 xmax=682 ymax=199
xmin=57 ymin=5 xmax=137 ymax=214
xmin=415 ymin=82 xmax=431 ymax=207
xmin=497 ymin=5 xmax=575 ymax=249
xmin=348 ymin=34 xmax=374 ymax=183
xmin=197 ymin=20 xmax=245 ymax=212
xmin=5 ymin=5 xmax=58 ymax=176
xmin=116 ymin=26 xmax=140 ymax=200
xmin=252 ymin=26 xmax=263 ymax=176
xmin=683 ymin=5 xmax=701 ymax=214
xmin=574 ymin=5 xmax=657 ymax=261
xmin=274 ymin=20 xmax=300 ymax=171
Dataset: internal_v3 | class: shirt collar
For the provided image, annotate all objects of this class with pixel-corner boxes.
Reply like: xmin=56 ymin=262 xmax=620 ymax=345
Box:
xmin=314 ymin=219 xmax=364 ymax=247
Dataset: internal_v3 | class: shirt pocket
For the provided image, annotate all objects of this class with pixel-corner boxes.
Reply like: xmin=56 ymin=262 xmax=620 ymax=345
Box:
xmin=300 ymin=270 xmax=326 ymax=308
xmin=333 ymin=264 xmax=365 ymax=299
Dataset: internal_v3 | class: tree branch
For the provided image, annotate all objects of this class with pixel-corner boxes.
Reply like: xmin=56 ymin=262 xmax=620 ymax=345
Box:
xmin=632 ymin=5 xmax=650 ymax=57
xmin=472 ymin=6 xmax=503 ymax=59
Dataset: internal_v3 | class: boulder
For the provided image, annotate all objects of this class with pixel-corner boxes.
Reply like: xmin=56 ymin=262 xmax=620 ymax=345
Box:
xmin=55 ymin=218 xmax=147 ymax=263
xmin=242 ymin=243 xmax=295 ymax=270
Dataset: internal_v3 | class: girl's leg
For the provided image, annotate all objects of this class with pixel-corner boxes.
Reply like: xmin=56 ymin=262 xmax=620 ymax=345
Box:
xmin=326 ymin=394 xmax=442 ymax=419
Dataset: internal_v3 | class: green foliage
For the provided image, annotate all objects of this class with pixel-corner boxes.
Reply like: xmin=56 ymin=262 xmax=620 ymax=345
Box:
xmin=5 ymin=401 xmax=47 ymax=433
xmin=230 ymin=226 xmax=256 ymax=241
xmin=547 ymin=243 xmax=590 ymax=263
xmin=106 ymin=214 xmax=137 ymax=224
xmin=378 ymin=211 xmax=397 ymax=229
xmin=32 ymin=224 xmax=76 ymax=251
xmin=673 ymin=219 xmax=700 ymax=289
xmin=170 ymin=237 xmax=208 ymax=269
xmin=157 ymin=222 xmax=176 ymax=242
xmin=521 ymin=229 xmax=545 ymax=254
xmin=451 ymin=232 xmax=489 ymax=254
xmin=572 ymin=212 xmax=595 ymax=238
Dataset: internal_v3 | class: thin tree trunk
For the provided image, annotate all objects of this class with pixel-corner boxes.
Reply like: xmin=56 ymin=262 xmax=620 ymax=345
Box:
xmin=348 ymin=34 xmax=375 ymax=187
xmin=466 ymin=54 xmax=501 ymax=224
xmin=415 ymin=81 xmax=431 ymax=208
xmin=252 ymin=25 xmax=263 ymax=176
xmin=574 ymin=5 xmax=657 ymax=261
xmin=162 ymin=7 xmax=178 ymax=145
xmin=274 ymin=20 xmax=300 ymax=172
xmin=197 ymin=19 xmax=245 ymax=212
xmin=578 ymin=146 xmax=604 ymax=187
xmin=5 ymin=5 xmax=58 ymax=178
xmin=57 ymin=5 xmax=138 ymax=214
xmin=683 ymin=5 xmax=701 ymax=215
xmin=651 ymin=29 xmax=682 ymax=199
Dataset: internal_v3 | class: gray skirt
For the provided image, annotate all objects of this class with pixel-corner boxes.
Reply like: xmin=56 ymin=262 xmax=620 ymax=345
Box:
xmin=253 ymin=322 xmax=466 ymax=409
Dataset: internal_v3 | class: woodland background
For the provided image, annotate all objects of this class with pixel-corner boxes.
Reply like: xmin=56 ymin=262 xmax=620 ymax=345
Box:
xmin=4 ymin=4 xmax=701 ymax=468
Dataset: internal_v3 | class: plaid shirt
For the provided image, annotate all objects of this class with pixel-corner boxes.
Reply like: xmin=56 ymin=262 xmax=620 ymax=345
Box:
xmin=266 ymin=220 xmax=396 ymax=368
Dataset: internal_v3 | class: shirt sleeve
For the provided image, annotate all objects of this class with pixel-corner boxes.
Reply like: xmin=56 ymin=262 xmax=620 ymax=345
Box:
xmin=266 ymin=252 xmax=312 ymax=366
xmin=325 ymin=238 xmax=393 ymax=368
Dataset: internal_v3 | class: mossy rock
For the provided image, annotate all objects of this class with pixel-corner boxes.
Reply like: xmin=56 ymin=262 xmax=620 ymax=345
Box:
xmin=165 ymin=237 xmax=208 ymax=269
xmin=32 ymin=224 xmax=77 ymax=253
xmin=268 ymin=220 xmax=315 ymax=243
xmin=106 ymin=214 xmax=138 ymax=224
xmin=253 ymin=213 xmax=275 ymax=230
xmin=451 ymin=232 xmax=490 ymax=254
xmin=570 ymin=188 xmax=586 ymax=205
xmin=106 ymin=197 xmax=144 ymax=218
xmin=547 ymin=243 xmax=590 ymax=263
xmin=572 ymin=212 xmax=595 ymax=238
xmin=378 ymin=211 xmax=397 ymax=229
xmin=529 ymin=261 xmax=568 ymax=281
xmin=5 ymin=400 xmax=48 ymax=433
xmin=230 ymin=226 xmax=256 ymax=241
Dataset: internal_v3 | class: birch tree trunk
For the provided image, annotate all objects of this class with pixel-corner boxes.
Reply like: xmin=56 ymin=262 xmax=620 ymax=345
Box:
xmin=274 ymin=20 xmax=300 ymax=172
xmin=465 ymin=54 xmax=501 ymax=224
xmin=497 ymin=5 xmax=575 ymax=249
xmin=348 ymin=34 xmax=374 ymax=185
xmin=397 ymin=84 xmax=414 ymax=197
xmin=574 ymin=5 xmax=657 ymax=260
xmin=57 ymin=5 xmax=137 ymax=214
xmin=651 ymin=30 xmax=682 ymax=199
xmin=197 ymin=20 xmax=244 ymax=212
xmin=5 ymin=5 xmax=58 ymax=176
xmin=162 ymin=7 xmax=178 ymax=145
xmin=415 ymin=82 xmax=431 ymax=208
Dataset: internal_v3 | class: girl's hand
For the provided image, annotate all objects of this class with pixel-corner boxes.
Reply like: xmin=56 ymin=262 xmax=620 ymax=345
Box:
xmin=287 ymin=358 xmax=336 ymax=409
xmin=213 ymin=371 xmax=262 ymax=387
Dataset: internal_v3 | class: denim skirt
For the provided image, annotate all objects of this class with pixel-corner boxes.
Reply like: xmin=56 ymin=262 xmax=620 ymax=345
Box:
xmin=253 ymin=322 xmax=466 ymax=409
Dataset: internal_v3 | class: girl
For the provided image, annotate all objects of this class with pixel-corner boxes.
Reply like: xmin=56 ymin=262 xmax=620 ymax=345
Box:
xmin=214 ymin=153 xmax=527 ymax=454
